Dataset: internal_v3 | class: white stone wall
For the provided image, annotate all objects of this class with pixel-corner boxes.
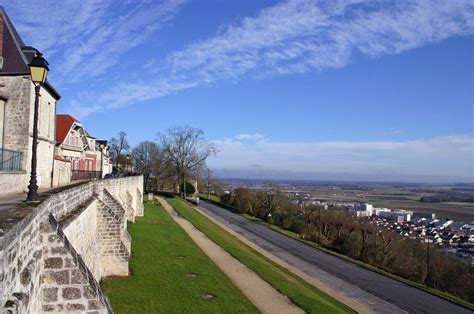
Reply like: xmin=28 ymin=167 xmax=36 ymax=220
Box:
xmin=0 ymin=175 xmax=143 ymax=313
xmin=52 ymin=159 xmax=71 ymax=188
xmin=62 ymin=199 xmax=101 ymax=280
xmin=0 ymin=171 xmax=26 ymax=196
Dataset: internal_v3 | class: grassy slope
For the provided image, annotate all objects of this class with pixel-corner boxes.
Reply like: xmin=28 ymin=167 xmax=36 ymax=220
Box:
xmin=198 ymin=193 xmax=221 ymax=203
xmin=167 ymin=198 xmax=354 ymax=314
xmin=102 ymin=203 xmax=258 ymax=314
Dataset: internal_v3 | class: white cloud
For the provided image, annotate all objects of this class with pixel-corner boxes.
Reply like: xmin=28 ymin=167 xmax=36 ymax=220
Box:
xmin=4 ymin=0 xmax=186 ymax=84
xmin=208 ymin=135 xmax=474 ymax=182
xmin=67 ymin=0 xmax=474 ymax=116
xmin=235 ymin=133 xmax=266 ymax=141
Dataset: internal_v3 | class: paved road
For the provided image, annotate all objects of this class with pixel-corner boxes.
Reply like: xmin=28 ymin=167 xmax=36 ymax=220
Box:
xmin=199 ymin=201 xmax=471 ymax=314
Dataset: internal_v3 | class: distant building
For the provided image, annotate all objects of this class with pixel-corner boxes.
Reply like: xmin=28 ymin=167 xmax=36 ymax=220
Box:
xmin=0 ymin=7 xmax=61 ymax=195
xmin=360 ymin=203 xmax=374 ymax=215
xmin=375 ymin=207 xmax=391 ymax=216
xmin=378 ymin=209 xmax=412 ymax=222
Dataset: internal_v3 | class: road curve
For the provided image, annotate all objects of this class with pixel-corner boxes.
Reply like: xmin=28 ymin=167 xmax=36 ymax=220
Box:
xmin=199 ymin=200 xmax=471 ymax=314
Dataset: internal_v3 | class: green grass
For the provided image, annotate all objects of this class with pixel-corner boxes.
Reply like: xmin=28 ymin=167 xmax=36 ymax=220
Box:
xmin=443 ymin=202 xmax=474 ymax=207
xmin=198 ymin=193 xmax=221 ymax=203
xmin=102 ymin=202 xmax=259 ymax=314
xmin=167 ymin=198 xmax=354 ymax=314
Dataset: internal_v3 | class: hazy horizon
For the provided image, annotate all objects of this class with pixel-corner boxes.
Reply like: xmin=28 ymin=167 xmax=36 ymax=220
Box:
xmin=211 ymin=168 xmax=474 ymax=185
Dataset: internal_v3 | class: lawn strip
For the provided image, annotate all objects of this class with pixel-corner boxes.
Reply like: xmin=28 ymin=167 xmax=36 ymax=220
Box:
xmin=102 ymin=202 xmax=258 ymax=313
xmin=168 ymin=198 xmax=354 ymax=314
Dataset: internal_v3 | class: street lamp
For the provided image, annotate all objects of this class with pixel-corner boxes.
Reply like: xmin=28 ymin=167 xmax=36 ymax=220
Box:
xmin=26 ymin=52 xmax=49 ymax=202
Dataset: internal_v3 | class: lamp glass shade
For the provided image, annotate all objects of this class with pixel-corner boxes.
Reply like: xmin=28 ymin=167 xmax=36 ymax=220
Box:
xmin=30 ymin=66 xmax=48 ymax=84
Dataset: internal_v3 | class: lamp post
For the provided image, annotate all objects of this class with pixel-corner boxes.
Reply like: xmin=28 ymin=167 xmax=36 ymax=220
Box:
xmin=26 ymin=52 xmax=49 ymax=202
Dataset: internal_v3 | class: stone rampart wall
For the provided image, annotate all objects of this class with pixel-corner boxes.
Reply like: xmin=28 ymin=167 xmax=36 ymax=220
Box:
xmin=0 ymin=176 xmax=144 ymax=313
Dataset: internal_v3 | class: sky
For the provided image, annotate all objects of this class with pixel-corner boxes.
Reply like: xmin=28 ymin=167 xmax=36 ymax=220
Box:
xmin=3 ymin=0 xmax=474 ymax=183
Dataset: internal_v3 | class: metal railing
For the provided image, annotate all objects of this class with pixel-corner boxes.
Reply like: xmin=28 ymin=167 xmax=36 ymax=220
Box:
xmin=71 ymin=170 xmax=102 ymax=181
xmin=0 ymin=148 xmax=23 ymax=171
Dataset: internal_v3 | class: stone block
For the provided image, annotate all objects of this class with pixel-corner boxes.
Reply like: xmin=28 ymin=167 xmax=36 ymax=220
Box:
xmin=51 ymin=246 xmax=68 ymax=255
xmin=71 ymin=269 xmax=87 ymax=284
xmin=66 ymin=303 xmax=86 ymax=311
xmin=42 ymin=304 xmax=64 ymax=312
xmin=88 ymin=299 xmax=100 ymax=310
xmin=42 ymin=287 xmax=58 ymax=302
xmin=83 ymin=286 xmax=97 ymax=299
xmin=43 ymin=270 xmax=69 ymax=285
xmin=62 ymin=287 xmax=81 ymax=300
xmin=64 ymin=257 xmax=74 ymax=268
xmin=19 ymin=267 xmax=31 ymax=286
xmin=44 ymin=257 xmax=63 ymax=269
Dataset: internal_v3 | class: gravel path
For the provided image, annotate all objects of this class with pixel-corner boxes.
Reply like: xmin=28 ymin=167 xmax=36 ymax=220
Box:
xmin=156 ymin=197 xmax=304 ymax=314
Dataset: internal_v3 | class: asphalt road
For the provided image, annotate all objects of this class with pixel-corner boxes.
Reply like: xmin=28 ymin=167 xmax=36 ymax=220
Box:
xmin=199 ymin=200 xmax=471 ymax=314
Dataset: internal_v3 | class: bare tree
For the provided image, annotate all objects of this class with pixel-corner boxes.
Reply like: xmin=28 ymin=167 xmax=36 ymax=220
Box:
xmin=131 ymin=141 xmax=160 ymax=191
xmin=109 ymin=131 xmax=130 ymax=171
xmin=157 ymin=126 xmax=216 ymax=197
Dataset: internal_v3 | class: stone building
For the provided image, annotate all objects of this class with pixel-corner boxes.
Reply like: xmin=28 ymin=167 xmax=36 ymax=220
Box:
xmin=0 ymin=6 xmax=61 ymax=196
xmin=55 ymin=115 xmax=95 ymax=172
xmin=55 ymin=114 xmax=112 ymax=180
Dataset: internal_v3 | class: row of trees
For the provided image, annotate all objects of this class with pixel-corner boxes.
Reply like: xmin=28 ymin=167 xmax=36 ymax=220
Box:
xmin=108 ymin=126 xmax=216 ymax=195
xmin=221 ymin=188 xmax=474 ymax=302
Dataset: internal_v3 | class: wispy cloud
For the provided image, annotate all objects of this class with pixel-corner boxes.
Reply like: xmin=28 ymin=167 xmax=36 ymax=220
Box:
xmin=208 ymin=134 xmax=474 ymax=182
xmin=4 ymin=0 xmax=186 ymax=83
xmin=67 ymin=0 xmax=473 ymax=116
xmin=235 ymin=133 xmax=266 ymax=141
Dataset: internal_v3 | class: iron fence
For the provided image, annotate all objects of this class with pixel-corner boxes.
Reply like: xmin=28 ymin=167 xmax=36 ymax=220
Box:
xmin=71 ymin=170 xmax=101 ymax=181
xmin=0 ymin=148 xmax=23 ymax=171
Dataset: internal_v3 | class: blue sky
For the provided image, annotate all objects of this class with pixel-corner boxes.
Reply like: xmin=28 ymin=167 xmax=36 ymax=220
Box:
xmin=4 ymin=0 xmax=474 ymax=182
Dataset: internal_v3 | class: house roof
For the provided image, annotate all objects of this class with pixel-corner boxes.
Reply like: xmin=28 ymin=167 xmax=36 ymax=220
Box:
xmin=0 ymin=6 xmax=61 ymax=100
xmin=56 ymin=114 xmax=79 ymax=144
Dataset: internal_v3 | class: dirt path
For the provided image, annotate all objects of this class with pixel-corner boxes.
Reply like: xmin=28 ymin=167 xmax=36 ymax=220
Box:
xmin=156 ymin=197 xmax=304 ymax=314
